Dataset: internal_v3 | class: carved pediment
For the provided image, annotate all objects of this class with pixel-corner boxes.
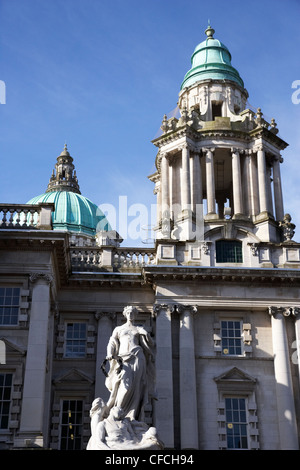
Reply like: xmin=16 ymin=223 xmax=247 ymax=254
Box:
xmin=0 ymin=337 xmax=26 ymax=356
xmin=53 ymin=368 xmax=94 ymax=386
xmin=214 ymin=367 xmax=256 ymax=391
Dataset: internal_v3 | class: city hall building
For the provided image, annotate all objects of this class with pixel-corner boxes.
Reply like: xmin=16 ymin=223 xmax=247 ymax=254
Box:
xmin=0 ymin=25 xmax=299 ymax=450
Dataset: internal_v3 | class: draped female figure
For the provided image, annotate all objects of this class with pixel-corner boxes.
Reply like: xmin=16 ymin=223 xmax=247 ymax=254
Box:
xmin=105 ymin=306 xmax=155 ymax=421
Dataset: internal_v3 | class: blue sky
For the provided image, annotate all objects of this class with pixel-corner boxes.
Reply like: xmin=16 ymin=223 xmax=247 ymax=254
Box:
xmin=1 ymin=0 xmax=300 ymax=245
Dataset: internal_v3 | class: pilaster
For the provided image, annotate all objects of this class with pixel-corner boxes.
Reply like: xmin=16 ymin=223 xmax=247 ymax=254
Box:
xmin=15 ymin=273 xmax=53 ymax=448
xmin=177 ymin=304 xmax=199 ymax=449
xmin=153 ymin=304 xmax=175 ymax=448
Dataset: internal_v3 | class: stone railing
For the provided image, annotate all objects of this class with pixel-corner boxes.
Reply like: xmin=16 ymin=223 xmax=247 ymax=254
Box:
xmin=71 ymin=246 xmax=156 ymax=272
xmin=113 ymin=248 xmax=156 ymax=269
xmin=0 ymin=203 xmax=54 ymax=230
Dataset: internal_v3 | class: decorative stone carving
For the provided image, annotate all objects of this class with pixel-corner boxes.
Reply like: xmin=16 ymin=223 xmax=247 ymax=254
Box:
xmin=268 ymin=306 xmax=297 ymax=317
xmin=279 ymin=213 xmax=296 ymax=241
xmin=87 ymin=306 xmax=164 ymax=450
xmin=202 ymin=241 xmax=210 ymax=255
xmin=250 ymin=243 xmax=258 ymax=256
xmin=29 ymin=272 xmax=53 ymax=285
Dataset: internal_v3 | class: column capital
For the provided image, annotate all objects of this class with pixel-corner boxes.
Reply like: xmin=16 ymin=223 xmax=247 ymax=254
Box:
xmin=176 ymin=304 xmax=198 ymax=315
xmin=202 ymin=147 xmax=215 ymax=155
xmin=29 ymin=272 xmax=53 ymax=285
xmin=95 ymin=311 xmax=116 ymax=321
xmin=268 ymin=306 xmax=295 ymax=318
xmin=153 ymin=303 xmax=175 ymax=319
xmin=274 ymin=154 xmax=284 ymax=163
xmin=292 ymin=307 xmax=300 ymax=317
xmin=160 ymin=151 xmax=169 ymax=158
xmin=231 ymin=147 xmax=245 ymax=155
xmin=178 ymin=142 xmax=196 ymax=152
xmin=253 ymin=144 xmax=264 ymax=153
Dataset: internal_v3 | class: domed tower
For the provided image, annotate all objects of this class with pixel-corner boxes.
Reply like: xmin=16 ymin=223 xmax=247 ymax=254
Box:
xmin=150 ymin=24 xmax=293 ymax=266
xmin=27 ymin=145 xmax=112 ymax=241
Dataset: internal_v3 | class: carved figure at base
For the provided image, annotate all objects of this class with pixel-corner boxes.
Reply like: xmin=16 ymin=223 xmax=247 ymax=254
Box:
xmin=86 ymin=400 xmax=163 ymax=450
xmin=87 ymin=306 xmax=164 ymax=450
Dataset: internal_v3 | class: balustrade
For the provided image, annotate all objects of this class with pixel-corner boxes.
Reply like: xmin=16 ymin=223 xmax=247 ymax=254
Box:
xmin=113 ymin=248 xmax=156 ymax=269
xmin=0 ymin=204 xmax=51 ymax=229
xmin=70 ymin=246 xmax=156 ymax=271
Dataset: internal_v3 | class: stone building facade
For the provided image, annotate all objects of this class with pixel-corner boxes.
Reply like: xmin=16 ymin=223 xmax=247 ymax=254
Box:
xmin=0 ymin=25 xmax=299 ymax=450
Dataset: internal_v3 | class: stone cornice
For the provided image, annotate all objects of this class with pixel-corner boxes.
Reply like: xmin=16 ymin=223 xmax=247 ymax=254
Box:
xmin=67 ymin=271 xmax=147 ymax=289
xmin=0 ymin=230 xmax=70 ymax=285
xmin=249 ymin=126 xmax=288 ymax=150
xmin=142 ymin=265 xmax=300 ymax=287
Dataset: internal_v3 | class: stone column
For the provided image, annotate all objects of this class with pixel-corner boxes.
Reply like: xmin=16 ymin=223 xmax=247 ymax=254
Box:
xmin=242 ymin=151 xmax=251 ymax=216
xmin=161 ymin=153 xmax=170 ymax=215
xmin=191 ymin=152 xmax=202 ymax=213
xmin=161 ymin=153 xmax=171 ymax=238
xmin=231 ymin=148 xmax=243 ymax=217
xmin=153 ymin=304 xmax=175 ymax=448
xmin=178 ymin=305 xmax=199 ymax=449
xmin=181 ymin=144 xmax=191 ymax=211
xmin=256 ymin=145 xmax=269 ymax=214
xmin=16 ymin=273 xmax=53 ymax=447
xmin=204 ymin=147 xmax=216 ymax=216
xmin=95 ymin=312 xmax=114 ymax=401
xmin=268 ymin=307 xmax=299 ymax=450
xmin=273 ymin=155 xmax=284 ymax=221
xmin=248 ymin=150 xmax=259 ymax=216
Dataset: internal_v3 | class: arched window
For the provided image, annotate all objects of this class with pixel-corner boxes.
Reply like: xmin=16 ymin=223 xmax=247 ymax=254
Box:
xmin=216 ymin=240 xmax=243 ymax=263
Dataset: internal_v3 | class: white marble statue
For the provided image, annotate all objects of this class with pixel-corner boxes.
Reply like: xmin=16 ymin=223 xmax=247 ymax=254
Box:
xmin=87 ymin=306 xmax=164 ymax=450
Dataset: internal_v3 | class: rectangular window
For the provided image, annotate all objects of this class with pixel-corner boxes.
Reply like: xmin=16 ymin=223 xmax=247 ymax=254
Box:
xmin=221 ymin=320 xmax=242 ymax=356
xmin=65 ymin=323 xmax=87 ymax=358
xmin=60 ymin=400 xmax=83 ymax=450
xmin=216 ymin=240 xmax=243 ymax=263
xmin=0 ymin=287 xmax=20 ymax=325
xmin=225 ymin=397 xmax=248 ymax=449
xmin=0 ymin=373 xmax=12 ymax=429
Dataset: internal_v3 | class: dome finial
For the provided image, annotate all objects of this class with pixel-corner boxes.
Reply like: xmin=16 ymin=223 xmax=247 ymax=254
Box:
xmin=205 ymin=21 xmax=215 ymax=39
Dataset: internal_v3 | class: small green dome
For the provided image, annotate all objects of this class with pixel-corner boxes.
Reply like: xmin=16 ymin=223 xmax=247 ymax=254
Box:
xmin=27 ymin=191 xmax=111 ymax=236
xmin=181 ymin=25 xmax=244 ymax=90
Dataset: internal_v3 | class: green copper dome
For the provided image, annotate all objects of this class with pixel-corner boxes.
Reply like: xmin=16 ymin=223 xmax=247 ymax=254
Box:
xmin=27 ymin=191 xmax=111 ymax=235
xmin=27 ymin=145 xmax=111 ymax=236
xmin=181 ymin=24 xmax=244 ymax=90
